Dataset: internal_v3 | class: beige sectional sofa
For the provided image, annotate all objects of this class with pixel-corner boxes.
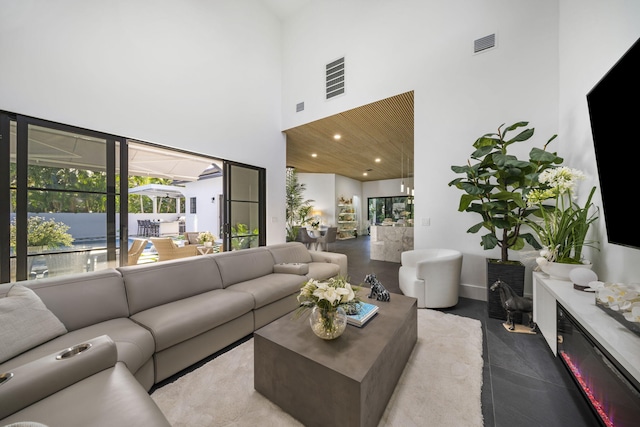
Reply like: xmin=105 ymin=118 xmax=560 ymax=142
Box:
xmin=0 ymin=242 xmax=347 ymax=426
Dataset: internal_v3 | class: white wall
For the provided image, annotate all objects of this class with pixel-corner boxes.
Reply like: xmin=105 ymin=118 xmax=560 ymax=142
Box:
xmin=558 ymin=0 xmax=640 ymax=283
xmin=298 ymin=173 xmax=363 ymax=233
xmin=297 ymin=173 xmax=336 ymax=226
xmin=281 ymin=0 xmax=560 ymax=297
xmin=0 ymin=0 xmax=287 ymax=245
xmin=183 ymin=178 xmax=223 ymax=238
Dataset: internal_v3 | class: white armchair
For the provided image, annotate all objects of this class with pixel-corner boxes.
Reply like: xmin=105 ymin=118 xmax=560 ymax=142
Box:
xmin=399 ymin=249 xmax=463 ymax=308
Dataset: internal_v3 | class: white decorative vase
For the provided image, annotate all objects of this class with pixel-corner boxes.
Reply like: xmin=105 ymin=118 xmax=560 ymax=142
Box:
xmin=536 ymin=257 xmax=593 ymax=281
xmin=204 ymin=242 xmax=213 ymax=248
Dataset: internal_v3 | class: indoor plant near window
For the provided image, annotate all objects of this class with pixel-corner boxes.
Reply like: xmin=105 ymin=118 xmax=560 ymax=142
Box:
xmin=523 ymin=167 xmax=599 ymax=280
xmin=296 ymin=276 xmax=360 ymax=340
xmin=448 ymin=121 xmax=562 ymax=320
xmin=285 ymin=168 xmax=314 ymax=241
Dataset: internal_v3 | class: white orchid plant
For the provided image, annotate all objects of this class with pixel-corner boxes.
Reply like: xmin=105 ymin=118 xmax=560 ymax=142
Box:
xmin=524 ymin=167 xmax=599 ymax=264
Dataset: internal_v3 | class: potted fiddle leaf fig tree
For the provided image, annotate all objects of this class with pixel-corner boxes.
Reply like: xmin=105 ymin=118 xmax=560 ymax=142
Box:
xmin=285 ymin=168 xmax=314 ymax=242
xmin=448 ymin=121 xmax=563 ymax=320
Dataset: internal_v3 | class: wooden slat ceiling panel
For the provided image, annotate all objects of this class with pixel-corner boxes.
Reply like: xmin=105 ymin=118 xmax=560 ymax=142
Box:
xmin=284 ymin=91 xmax=414 ymax=182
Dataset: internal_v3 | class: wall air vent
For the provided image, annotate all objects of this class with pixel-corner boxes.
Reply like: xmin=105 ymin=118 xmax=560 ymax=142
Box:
xmin=474 ymin=33 xmax=496 ymax=54
xmin=326 ymin=57 xmax=345 ymax=100
xmin=296 ymin=102 xmax=304 ymax=112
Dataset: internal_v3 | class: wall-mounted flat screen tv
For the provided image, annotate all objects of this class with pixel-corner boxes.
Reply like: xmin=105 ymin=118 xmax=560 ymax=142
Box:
xmin=587 ymin=36 xmax=640 ymax=249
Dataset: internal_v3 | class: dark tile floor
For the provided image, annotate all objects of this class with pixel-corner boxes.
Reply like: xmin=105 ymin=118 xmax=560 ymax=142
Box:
xmin=331 ymin=236 xmax=600 ymax=427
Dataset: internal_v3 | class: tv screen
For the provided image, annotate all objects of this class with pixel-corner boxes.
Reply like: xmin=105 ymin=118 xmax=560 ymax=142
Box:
xmin=587 ymin=37 xmax=640 ymax=250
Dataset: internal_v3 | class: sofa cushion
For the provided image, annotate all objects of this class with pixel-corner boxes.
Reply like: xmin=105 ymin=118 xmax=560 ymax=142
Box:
xmin=130 ymin=289 xmax=254 ymax=352
xmin=267 ymin=242 xmax=314 ymax=264
xmin=118 ymin=256 xmax=223 ymax=315
xmin=306 ymin=262 xmax=341 ymax=281
xmin=0 ymin=318 xmax=154 ymax=377
xmin=225 ymin=273 xmax=306 ymax=309
xmin=214 ymin=248 xmax=276 ymax=288
xmin=1 ymin=270 xmax=130 ymax=332
xmin=0 ymin=285 xmax=67 ymax=364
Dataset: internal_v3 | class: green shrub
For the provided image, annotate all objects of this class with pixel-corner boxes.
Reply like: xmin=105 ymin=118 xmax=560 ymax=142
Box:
xmin=10 ymin=216 xmax=74 ymax=249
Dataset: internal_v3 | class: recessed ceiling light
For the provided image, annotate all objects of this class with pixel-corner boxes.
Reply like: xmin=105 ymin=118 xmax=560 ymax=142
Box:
xmin=333 ymin=134 xmax=341 ymax=140
xmin=375 ymin=158 xmax=381 ymax=163
xmin=363 ymin=172 xmax=368 ymax=176
xmin=311 ymin=153 xmax=317 ymax=158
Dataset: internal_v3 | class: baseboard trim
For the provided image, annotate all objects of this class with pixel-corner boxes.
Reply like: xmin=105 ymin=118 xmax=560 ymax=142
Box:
xmin=459 ymin=283 xmax=532 ymax=302
xmin=460 ymin=283 xmax=486 ymax=301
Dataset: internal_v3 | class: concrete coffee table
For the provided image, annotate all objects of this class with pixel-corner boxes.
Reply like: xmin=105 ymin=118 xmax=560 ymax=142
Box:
xmin=254 ymin=293 xmax=417 ymax=427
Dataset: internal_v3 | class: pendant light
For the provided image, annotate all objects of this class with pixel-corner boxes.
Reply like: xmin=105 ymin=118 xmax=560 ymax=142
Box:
xmin=405 ymin=155 xmax=410 ymax=195
xmin=400 ymin=142 xmax=405 ymax=192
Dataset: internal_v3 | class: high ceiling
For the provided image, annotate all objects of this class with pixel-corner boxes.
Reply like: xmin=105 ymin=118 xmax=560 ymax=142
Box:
xmin=284 ymin=91 xmax=414 ymax=182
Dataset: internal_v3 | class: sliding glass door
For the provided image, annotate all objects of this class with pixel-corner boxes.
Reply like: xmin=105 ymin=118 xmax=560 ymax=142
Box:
xmin=2 ymin=114 xmax=123 ymax=282
xmin=222 ymin=162 xmax=266 ymax=251
xmin=0 ymin=110 xmax=268 ymax=283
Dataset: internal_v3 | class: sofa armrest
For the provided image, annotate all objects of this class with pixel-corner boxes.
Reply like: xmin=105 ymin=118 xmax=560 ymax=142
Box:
xmin=309 ymin=252 xmax=348 ymax=277
xmin=0 ymin=335 xmax=117 ymax=420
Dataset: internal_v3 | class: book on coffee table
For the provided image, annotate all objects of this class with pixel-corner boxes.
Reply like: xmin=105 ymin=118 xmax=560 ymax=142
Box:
xmin=347 ymin=302 xmax=379 ymax=327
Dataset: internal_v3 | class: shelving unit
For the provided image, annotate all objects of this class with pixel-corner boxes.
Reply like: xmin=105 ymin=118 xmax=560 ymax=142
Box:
xmin=337 ymin=203 xmax=357 ymax=240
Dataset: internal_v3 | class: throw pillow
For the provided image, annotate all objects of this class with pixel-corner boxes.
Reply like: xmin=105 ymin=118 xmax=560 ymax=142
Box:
xmin=0 ymin=284 xmax=67 ymax=364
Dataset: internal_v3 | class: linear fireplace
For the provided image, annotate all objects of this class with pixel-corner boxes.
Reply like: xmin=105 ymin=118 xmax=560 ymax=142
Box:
xmin=557 ymin=303 xmax=640 ymax=427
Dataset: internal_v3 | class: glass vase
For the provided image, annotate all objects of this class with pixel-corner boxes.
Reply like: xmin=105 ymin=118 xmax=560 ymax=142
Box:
xmin=309 ymin=306 xmax=347 ymax=340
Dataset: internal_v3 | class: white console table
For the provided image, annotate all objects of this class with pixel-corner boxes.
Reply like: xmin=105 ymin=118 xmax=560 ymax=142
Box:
xmin=532 ymin=271 xmax=640 ymax=383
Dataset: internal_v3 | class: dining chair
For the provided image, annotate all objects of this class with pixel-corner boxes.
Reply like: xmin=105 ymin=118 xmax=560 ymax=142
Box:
xmin=316 ymin=227 xmax=338 ymax=251
xmin=296 ymin=227 xmax=318 ymax=250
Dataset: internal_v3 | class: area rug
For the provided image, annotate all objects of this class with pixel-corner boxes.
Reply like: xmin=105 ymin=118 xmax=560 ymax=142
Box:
xmin=150 ymin=309 xmax=484 ymax=427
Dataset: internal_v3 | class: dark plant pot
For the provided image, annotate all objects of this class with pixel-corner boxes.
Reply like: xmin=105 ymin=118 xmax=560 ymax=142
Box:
xmin=486 ymin=259 xmax=525 ymax=323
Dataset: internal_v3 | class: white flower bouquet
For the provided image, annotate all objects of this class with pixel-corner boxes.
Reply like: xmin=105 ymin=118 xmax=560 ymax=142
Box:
xmin=197 ymin=231 xmax=215 ymax=245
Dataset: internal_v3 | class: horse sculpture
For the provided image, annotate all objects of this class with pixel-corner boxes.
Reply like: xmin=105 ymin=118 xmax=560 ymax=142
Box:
xmin=490 ymin=279 xmax=535 ymax=331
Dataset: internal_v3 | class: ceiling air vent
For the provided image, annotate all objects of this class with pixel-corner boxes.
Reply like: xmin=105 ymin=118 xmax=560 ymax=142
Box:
xmin=296 ymin=102 xmax=304 ymax=112
xmin=474 ymin=33 xmax=496 ymax=54
xmin=326 ymin=57 xmax=345 ymax=100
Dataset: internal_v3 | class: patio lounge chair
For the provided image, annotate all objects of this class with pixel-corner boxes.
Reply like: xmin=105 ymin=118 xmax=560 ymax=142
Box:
xmin=128 ymin=238 xmax=148 ymax=265
xmin=150 ymin=237 xmax=198 ymax=261
xmin=183 ymin=231 xmax=202 ymax=245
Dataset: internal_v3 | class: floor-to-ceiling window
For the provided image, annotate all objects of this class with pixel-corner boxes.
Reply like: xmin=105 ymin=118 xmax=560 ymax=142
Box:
xmin=1 ymin=113 xmax=123 ymax=283
xmin=223 ymin=162 xmax=266 ymax=251
xmin=1 ymin=111 xmax=267 ymax=284
xmin=368 ymin=196 xmax=414 ymax=225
